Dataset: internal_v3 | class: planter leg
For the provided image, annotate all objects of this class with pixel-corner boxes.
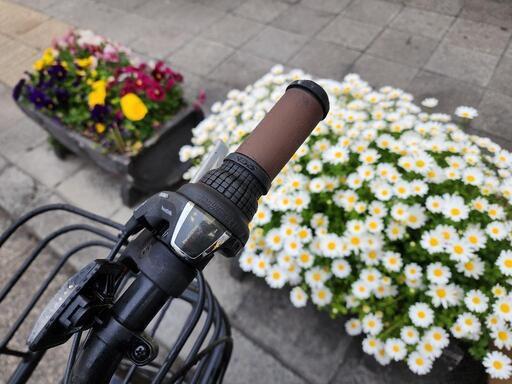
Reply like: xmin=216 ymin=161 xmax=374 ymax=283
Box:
xmin=121 ymin=182 xmax=146 ymax=207
xmin=50 ymin=138 xmax=73 ymax=160
xmin=229 ymin=256 xmax=247 ymax=281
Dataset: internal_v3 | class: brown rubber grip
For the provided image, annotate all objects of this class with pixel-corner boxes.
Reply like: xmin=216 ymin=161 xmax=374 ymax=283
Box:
xmin=235 ymin=81 xmax=328 ymax=180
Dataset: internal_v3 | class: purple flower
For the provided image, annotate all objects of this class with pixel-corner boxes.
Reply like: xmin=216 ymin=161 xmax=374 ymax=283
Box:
xmin=27 ymin=86 xmax=49 ymax=109
xmin=55 ymin=88 xmax=69 ymax=107
xmin=47 ymin=64 xmax=67 ymax=80
xmin=91 ymin=104 xmax=108 ymax=122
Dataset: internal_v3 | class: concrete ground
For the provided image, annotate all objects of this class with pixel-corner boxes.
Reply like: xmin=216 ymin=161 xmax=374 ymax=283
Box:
xmin=0 ymin=0 xmax=511 ymax=382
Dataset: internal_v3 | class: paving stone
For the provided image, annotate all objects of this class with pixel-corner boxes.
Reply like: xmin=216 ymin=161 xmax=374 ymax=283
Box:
xmin=444 ymin=17 xmax=511 ymax=57
xmin=224 ymin=328 xmax=307 ymax=384
xmin=109 ymin=204 xmax=133 ymax=224
xmin=171 ymin=38 xmax=234 ymax=76
xmin=489 ymin=56 xmax=512 ymax=99
xmin=231 ymin=277 xmax=351 ymax=384
xmin=95 ymin=0 xmax=152 ymax=12
xmin=0 ymin=155 xmax=7 ymax=174
xmin=390 ymin=7 xmax=454 ymax=39
xmin=317 ymin=15 xmax=382 ymax=51
xmin=402 ymin=0 xmax=463 ymax=16
xmin=0 ymin=165 xmax=52 ymax=218
xmin=474 ymin=90 xmax=512 ymax=142
xmin=233 ymin=0 xmax=290 ymax=23
xmin=201 ymin=79 xmax=232 ymax=113
xmin=271 ymin=5 xmax=336 ymax=36
xmin=131 ymin=25 xmax=192 ymax=60
xmin=506 ymin=41 xmax=512 ymax=58
xmin=0 ymin=35 xmax=39 ymax=87
xmin=300 ymin=0 xmax=351 ymax=13
xmin=209 ymin=51 xmax=275 ymax=89
xmin=134 ymin=0 xmax=188 ymax=20
xmin=425 ymin=42 xmax=500 ymax=87
xmin=0 ymin=0 xmax=49 ymax=36
xmin=9 ymin=0 xmax=58 ymax=11
xmin=19 ymin=18 xmax=73 ymax=50
xmin=243 ymin=26 xmax=307 ymax=63
xmin=343 ymin=0 xmax=402 ymax=27
xmin=196 ymin=0 xmax=245 ymax=12
xmin=466 ymin=128 xmax=512 ymax=151
xmin=0 ymin=83 xmax=25 ymax=128
xmin=406 ymin=70 xmax=484 ymax=115
xmin=200 ymin=14 xmax=265 ymax=48
xmin=155 ymin=2 xmax=226 ymax=34
xmin=56 ymin=165 xmax=123 ymax=216
xmin=16 ymin=142 xmax=85 ymax=188
xmin=352 ymin=54 xmax=418 ymax=89
xmin=367 ymin=28 xmax=438 ymax=67
xmin=288 ymin=39 xmax=360 ymax=80
xmin=0 ymin=118 xmax=47 ymax=162
xmin=461 ymin=0 xmax=512 ymax=30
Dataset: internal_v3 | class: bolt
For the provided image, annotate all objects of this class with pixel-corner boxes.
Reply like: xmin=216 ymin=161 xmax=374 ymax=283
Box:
xmin=133 ymin=344 xmax=150 ymax=361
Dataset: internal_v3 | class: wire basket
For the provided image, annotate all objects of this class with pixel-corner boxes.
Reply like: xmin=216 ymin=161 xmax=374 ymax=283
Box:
xmin=0 ymin=204 xmax=232 ymax=384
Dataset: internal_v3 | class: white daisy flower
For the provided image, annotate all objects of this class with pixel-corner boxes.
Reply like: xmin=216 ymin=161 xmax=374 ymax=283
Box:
xmin=375 ymin=347 xmax=392 ymax=366
xmin=421 ymin=98 xmax=438 ymax=108
xmin=386 ymin=221 xmax=406 ymax=240
xmin=426 ymin=262 xmax=451 ymax=285
xmin=401 ymin=326 xmax=420 ymax=345
xmin=455 ymin=106 xmax=478 ymax=119
xmin=277 ymin=252 xmax=294 ymax=268
xmin=320 ymin=234 xmax=344 ymax=258
xmin=404 ymin=263 xmax=422 ymax=281
xmin=425 ymin=327 xmax=449 ymax=349
xmin=483 ymin=351 xmax=512 ymax=379
xmin=252 ymin=256 xmax=269 ymax=277
xmin=309 ymin=177 xmax=325 ymax=193
xmin=456 ymin=257 xmax=485 ymax=279
xmin=296 ymin=250 xmax=315 ymax=268
xmin=368 ymin=201 xmax=387 ymax=218
xmin=345 ymin=318 xmax=362 ymax=336
xmin=266 ymin=228 xmax=284 ymax=251
xmin=306 ymin=159 xmax=323 ymax=174
xmin=492 ymin=326 xmax=512 ymax=350
xmin=323 ymin=145 xmax=349 ymax=165
xmin=462 ymin=167 xmax=484 ymax=186
xmin=417 ymin=338 xmax=442 ymax=360
xmin=407 ymin=351 xmax=433 ymax=375
xmin=494 ymin=297 xmax=512 ymax=321
xmin=360 ymin=148 xmax=380 ymax=164
xmin=464 ymin=289 xmax=489 ymax=313
xmin=284 ymin=237 xmax=302 ymax=256
xmin=442 ymin=194 xmax=469 ymax=222
xmin=427 ymin=284 xmax=462 ymax=308
xmin=463 ymin=226 xmax=487 ymax=250
xmin=497 ymin=250 xmax=512 ymax=276
xmin=332 ymin=259 xmax=351 ymax=279
xmin=352 ymin=280 xmax=372 ymax=299
xmin=289 ymin=286 xmax=308 ymax=308
xmin=487 ymin=221 xmax=508 ymax=241
xmin=487 ymin=314 xmax=505 ymax=331
xmin=445 ymin=237 xmax=475 ymax=263
xmin=362 ymin=313 xmax=383 ymax=335
xmin=362 ymin=336 xmax=382 ymax=355
xmin=457 ymin=312 xmax=481 ymax=334
xmin=254 ymin=205 xmax=271 ymax=225
xmin=360 ymin=268 xmax=381 ymax=289
xmin=488 ymin=204 xmax=505 ymax=220
xmin=310 ymin=213 xmax=328 ymax=229
xmin=420 ymin=230 xmax=444 ymax=254
xmin=239 ymin=252 xmax=256 ymax=272
xmin=305 ymin=266 xmax=330 ymax=289
xmin=382 ymin=251 xmax=403 ymax=272
xmin=385 ymin=338 xmax=407 ymax=361
xmin=365 ymin=216 xmax=383 ymax=233
xmin=425 ymin=195 xmax=444 ymax=213
xmin=311 ymin=287 xmax=333 ymax=306
xmin=409 ymin=302 xmax=434 ymax=328
xmin=265 ymin=266 xmax=288 ymax=288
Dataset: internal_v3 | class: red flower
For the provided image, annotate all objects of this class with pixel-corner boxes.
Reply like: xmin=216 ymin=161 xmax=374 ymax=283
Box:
xmin=146 ymin=83 xmax=165 ymax=101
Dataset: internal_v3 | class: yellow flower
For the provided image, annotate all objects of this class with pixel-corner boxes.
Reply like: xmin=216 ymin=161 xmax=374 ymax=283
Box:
xmin=42 ymin=48 xmax=56 ymax=66
xmin=120 ymin=93 xmax=148 ymax=121
xmin=75 ymin=56 xmax=93 ymax=68
xmin=95 ymin=123 xmax=106 ymax=134
xmin=33 ymin=59 xmax=45 ymax=71
xmin=88 ymin=80 xmax=107 ymax=109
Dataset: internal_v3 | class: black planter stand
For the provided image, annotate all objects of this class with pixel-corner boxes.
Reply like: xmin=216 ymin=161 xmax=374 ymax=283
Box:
xmin=15 ymin=98 xmax=203 ymax=206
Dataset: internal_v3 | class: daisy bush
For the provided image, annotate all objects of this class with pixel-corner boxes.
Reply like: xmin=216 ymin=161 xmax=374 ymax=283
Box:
xmin=180 ymin=66 xmax=512 ymax=379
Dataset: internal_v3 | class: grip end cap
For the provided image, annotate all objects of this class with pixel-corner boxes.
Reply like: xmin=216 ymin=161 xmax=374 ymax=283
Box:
xmin=286 ymin=79 xmax=330 ymax=119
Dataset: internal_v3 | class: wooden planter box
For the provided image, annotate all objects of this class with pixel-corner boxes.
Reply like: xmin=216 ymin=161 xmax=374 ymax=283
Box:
xmin=14 ymin=98 xmax=203 ymax=206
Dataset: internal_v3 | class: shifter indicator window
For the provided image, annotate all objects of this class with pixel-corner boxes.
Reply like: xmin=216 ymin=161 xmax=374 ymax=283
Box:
xmin=172 ymin=203 xmax=229 ymax=259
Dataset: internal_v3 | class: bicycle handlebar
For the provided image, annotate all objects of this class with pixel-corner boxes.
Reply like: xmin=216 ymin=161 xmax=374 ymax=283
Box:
xmin=68 ymin=80 xmax=329 ymax=383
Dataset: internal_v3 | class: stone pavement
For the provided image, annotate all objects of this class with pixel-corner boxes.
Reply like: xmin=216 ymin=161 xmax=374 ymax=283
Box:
xmin=0 ymin=0 xmax=511 ymax=382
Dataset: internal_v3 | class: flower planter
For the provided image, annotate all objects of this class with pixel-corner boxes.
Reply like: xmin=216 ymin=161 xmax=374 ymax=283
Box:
xmin=15 ymin=96 xmax=203 ymax=206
